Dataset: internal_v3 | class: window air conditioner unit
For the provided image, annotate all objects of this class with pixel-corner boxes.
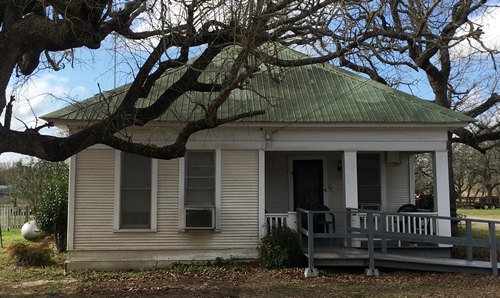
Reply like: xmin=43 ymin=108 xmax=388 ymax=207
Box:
xmin=185 ymin=207 xmax=215 ymax=229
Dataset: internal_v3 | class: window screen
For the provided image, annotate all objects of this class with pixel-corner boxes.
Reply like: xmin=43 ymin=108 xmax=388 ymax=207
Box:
xmin=120 ymin=152 xmax=152 ymax=229
xmin=357 ymin=154 xmax=381 ymax=207
xmin=185 ymin=151 xmax=215 ymax=206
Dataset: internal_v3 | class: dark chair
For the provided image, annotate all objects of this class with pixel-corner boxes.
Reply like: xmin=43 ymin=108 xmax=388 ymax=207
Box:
xmin=312 ymin=204 xmax=335 ymax=234
xmin=397 ymin=203 xmax=431 ymax=235
xmin=397 ymin=203 xmax=418 ymax=213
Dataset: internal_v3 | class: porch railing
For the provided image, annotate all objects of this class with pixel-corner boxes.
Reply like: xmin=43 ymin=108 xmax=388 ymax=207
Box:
xmin=266 ymin=213 xmax=289 ymax=232
xmin=297 ymin=208 xmax=500 ymax=277
xmin=265 ymin=212 xmax=297 ymax=234
xmin=359 ymin=212 xmax=438 ymax=237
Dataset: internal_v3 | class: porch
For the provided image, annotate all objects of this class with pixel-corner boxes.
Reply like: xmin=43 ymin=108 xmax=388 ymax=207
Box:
xmin=293 ymin=208 xmax=500 ymax=277
xmin=262 ymin=150 xmax=451 ymax=240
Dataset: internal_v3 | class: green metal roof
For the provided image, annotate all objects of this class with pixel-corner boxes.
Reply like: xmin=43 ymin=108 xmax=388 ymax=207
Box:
xmin=43 ymin=47 xmax=473 ymax=125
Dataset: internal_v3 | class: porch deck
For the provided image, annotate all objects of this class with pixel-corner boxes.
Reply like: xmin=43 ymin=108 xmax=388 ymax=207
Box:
xmin=305 ymin=246 xmax=500 ymax=275
xmin=291 ymin=208 xmax=500 ymax=276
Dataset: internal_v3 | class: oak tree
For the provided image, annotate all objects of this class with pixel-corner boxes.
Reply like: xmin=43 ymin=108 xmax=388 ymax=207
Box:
xmin=0 ymin=0 xmax=375 ymax=161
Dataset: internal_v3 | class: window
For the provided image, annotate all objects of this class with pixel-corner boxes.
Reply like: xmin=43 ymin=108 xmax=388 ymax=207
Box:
xmin=115 ymin=151 xmax=157 ymax=231
xmin=357 ymin=153 xmax=381 ymax=209
xmin=184 ymin=151 xmax=215 ymax=228
xmin=178 ymin=150 xmax=221 ymax=230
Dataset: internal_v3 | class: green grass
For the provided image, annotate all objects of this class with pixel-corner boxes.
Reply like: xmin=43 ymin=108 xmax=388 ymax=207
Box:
xmin=0 ymin=228 xmax=29 ymax=246
xmin=452 ymin=224 xmax=500 ymax=261
xmin=455 ymin=225 xmax=500 ymax=239
xmin=0 ymin=229 xmax=29 ymax=263
xmin=457 ymin=208 xmax=500 ymax=219
xmin=0 ymin=229 xmax=66 ymax=282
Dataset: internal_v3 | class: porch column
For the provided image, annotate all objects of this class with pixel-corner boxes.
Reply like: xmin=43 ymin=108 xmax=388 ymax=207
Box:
xmin=343 ymin=151 xmax=360 ymax=247
xmin=344 ymin=151 xmax=358 ymax=209
xmin=432 ymin=151 xmax=451 ymax=237
xmin=258 ymin=149 xmax=267 ymax=239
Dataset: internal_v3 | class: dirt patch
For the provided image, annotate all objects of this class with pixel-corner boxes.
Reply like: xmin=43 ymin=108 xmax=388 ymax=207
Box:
xmin=72 ymin=265 xmax=500 ymax=297
xmin=1 ymin=265 xmax=499 ymax=297
xmin=1 ymin=278 xmax=77 ymax=297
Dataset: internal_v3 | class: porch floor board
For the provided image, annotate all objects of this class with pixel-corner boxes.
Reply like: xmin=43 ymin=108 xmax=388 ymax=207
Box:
xmin=305 ymin=247 xmax=499 ymax=275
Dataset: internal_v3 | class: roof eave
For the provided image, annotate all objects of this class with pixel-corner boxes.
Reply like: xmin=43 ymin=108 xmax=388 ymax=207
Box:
xmin=47 ymin=118 xmax=471 ymax=130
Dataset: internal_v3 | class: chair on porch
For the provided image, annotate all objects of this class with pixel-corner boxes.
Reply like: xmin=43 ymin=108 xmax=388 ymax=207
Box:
xmin=396 ymin=203 xmax=433 ymax=237
xmin=312 ymin=204 xmax=335 ymax=234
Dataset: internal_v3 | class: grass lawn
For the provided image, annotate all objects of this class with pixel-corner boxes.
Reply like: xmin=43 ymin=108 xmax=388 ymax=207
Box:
xmin=1 ymin=229 xmax=499 ymax=297
xmin=457 ymin=208 xmax=500 ymax=220
xmin=452 ymin=212 xmax=500 ymax=261
xmin=0 ymin=229 xmax=66 ymax=283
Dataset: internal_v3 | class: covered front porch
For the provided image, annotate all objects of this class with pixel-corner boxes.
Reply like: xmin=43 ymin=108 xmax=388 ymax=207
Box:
xmin=261 ymin=150 xmax=451 ymax=242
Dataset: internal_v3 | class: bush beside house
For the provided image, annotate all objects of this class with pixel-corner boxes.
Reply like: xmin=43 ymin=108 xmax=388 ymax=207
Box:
xmin=258 ymin=226 xmax=303 ymax=269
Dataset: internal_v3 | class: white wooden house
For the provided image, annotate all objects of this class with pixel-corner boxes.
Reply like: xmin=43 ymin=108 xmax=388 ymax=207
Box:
xmin=43 ymin=49 xmax=472 ymax=271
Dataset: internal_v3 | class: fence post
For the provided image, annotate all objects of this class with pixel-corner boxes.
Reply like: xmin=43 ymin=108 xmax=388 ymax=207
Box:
xmin=380 ymin=213 xmax=387 ymax=254
xmin=7 ymin=208 xmax=10 ymax=230
xmin=25 ymin=206 xmax=29 ymax=223
xmin=489 ymin=222 xmax=498 ymax=276
xmin=346 ymin=210 xmax=352 ymax=248
xmin=466 ymin=220 xmax=473 ymax=261
xmin=304 ymin=211 xmax=318 ymax=278
xmin=287 ymin=211 xmax=297 ymax=232
xmin=365 ymin=211 xmax=379 ymax=277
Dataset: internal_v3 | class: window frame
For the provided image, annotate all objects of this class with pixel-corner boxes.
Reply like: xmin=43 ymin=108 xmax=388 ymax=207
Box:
xmin=113 ymin=150 xmax=158 ymax=232
xmin=178 ymin=149 xmax=221 ymax=231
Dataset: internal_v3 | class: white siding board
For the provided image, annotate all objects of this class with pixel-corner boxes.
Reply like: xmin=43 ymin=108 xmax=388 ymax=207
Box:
xmin=73 ymin=148 xmax=259 ymax=251
xmin=73 ymin=147 xmax=409 ymax=251
xmin=73 ymin=149 xmax=115 ymax=249
xmin=385 ymin=152 xmax=411 ymax=212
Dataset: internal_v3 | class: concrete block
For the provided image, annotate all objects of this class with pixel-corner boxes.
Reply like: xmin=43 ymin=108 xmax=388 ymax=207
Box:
xmin=304 ymin=268 xmax=319 ymax=278
xmin=365 ymin=268 xmax=379 ymax=277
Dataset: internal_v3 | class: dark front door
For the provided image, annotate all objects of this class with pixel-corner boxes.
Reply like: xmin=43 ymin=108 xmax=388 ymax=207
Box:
xmin=293 ymin=160 xmax=324 ymax=211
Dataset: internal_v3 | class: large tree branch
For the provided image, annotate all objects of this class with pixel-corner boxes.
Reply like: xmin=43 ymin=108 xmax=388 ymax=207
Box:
xmin=465 ymin=93 xmax=500 ymax=118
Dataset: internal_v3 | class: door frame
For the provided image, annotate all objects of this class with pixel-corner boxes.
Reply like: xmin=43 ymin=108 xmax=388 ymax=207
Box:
xmin=288 ymin=156 xmax=328 ymax=211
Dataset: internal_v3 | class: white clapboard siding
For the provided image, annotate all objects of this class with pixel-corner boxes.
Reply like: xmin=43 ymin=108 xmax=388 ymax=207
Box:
xmin=73 ymin=149 xmax=259 ymax=250
xmin=73 ymin=149 xmax=115 ymax=249
xmin=385 ymin=152 xmax=411 ymax=212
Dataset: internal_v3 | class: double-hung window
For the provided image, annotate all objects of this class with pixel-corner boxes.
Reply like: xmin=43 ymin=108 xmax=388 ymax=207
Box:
xmin=183 ymin=151 xmax=217 ymax=229
xmin=115 ymin=151 xmax=157 ymax=231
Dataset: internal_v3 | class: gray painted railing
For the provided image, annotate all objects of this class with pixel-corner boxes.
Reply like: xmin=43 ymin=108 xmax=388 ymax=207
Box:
xmin=296 ymin=208 xmax=500 ymax=276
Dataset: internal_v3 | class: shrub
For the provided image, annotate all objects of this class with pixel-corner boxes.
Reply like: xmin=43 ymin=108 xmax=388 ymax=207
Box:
xmin=35 ymin=161 xmax=68 ymax=253
xmin=7 ymin=237 xmax=53 ymax=266
xmin=258 ymin=226 xmax=302 ymax=269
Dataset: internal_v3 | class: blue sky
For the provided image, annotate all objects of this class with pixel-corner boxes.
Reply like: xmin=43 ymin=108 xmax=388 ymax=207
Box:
xmin=1 ymin=4 xmax=499 ymax=163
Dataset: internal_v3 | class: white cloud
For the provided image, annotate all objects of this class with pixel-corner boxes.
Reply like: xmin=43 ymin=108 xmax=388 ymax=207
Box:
xmin=7 ymin=74 xmax=87 ymax=130
xmin=452 ymin=6 xmax=500 ymax=59
xmin=0 ymin=74 xmax=84 ymax=163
